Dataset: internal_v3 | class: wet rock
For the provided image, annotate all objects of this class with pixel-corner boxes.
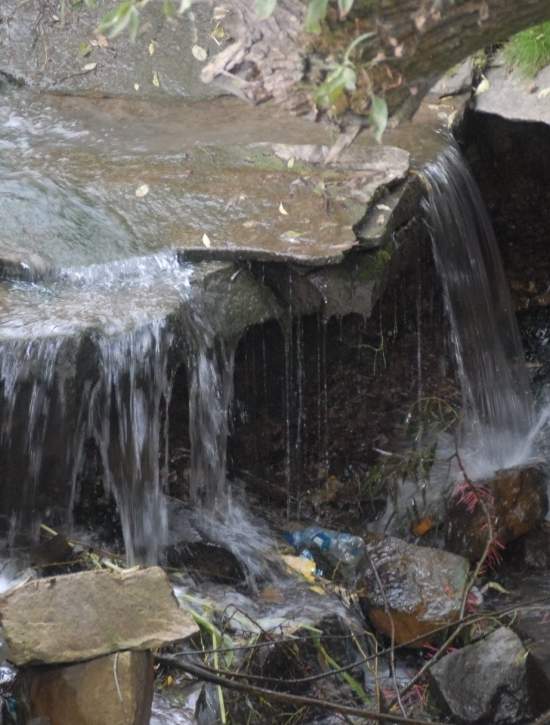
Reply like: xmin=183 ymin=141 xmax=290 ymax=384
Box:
xmin=508 ymin=522 xmax=550 ymax=570
xmin=445 ymin=464 xmax=548 ymax=562
xmin=165 ymin=541 xmax=247 ymax=586
xmin=355 ymin=175 xmax=423 ymax=250
xmin=0 ymin=567 xmax=197 ymax=665
xmin=513 ymin=603 xmax=550 ymax=695
xmin=475 ymin=56 xmax=550 ymax=125
xmin=307 ymin=252 xmax=387 ymax=321
xmin=20 ymin=650 xmax=153 ymax=725
xmin=431 ymin=58 xmax=474 ymax=98
xmin=0 ymin=247 xmax=52 ymax=282
xmin=358 ymin=535 xmax=469 ymax=645
xmin=429 ymin=627 xmax=550 ymax=724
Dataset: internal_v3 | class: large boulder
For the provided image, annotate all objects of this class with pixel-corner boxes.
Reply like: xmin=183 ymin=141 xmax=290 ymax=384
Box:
xmin=19 ymin=650 xmax=154 ymax=725
xmin=358 ymin=535 xmax=469 ymax=645
xmin=445 ymin=464 xmax=548 ymax=562
xmin=429 ymin=627 xmax=550 ymax=724
xmin=0 ymin=567 xmax=197 ymax=665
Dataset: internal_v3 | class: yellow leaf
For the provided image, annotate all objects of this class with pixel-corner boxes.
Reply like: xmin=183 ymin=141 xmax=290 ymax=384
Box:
xmin=152 ymin=71 xmax=160 ymax=87
xmin=192 ymin=44 xmax=208 ymax=62
xmin=282 ymin=554 xmax=316 ymax=583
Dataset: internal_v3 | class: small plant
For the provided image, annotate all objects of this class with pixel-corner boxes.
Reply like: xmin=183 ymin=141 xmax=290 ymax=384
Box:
xmin=503 ymin=21 xmax=550 ymax=77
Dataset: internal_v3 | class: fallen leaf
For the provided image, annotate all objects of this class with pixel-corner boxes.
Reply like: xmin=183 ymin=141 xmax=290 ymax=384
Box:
xmin=475 ymin=76 xmax=490 ymax=95
xmin=135 ymin=183 xmax=150 ymax=198
xmin=376 ymin=204 xmax=391 ymax=211
xmin=282 ymin=555 xmax=316 ymax=583
xmin=202 ymin=233 xmax=212 ymax=248
xmin=79 ymin=42 xmax=92 ymax=57
xmin=411 ymin=517 xmax=434 ymax=537
xmin=148 ymin=41 xmax=156 ymax=56
xmin=83 ymin=62 xmax=97 ymax=72
xmin=279 ymin=202 xmax=289 ymax=216
xmin=192 ymin=44 xmax=208 ymax=62
xmin=152 ymin=71 xmax=160 ymax=87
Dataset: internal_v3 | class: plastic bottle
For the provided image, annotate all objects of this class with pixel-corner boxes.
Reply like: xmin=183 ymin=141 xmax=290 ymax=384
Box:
xmin=284 ymin=527 xmax=365 ymax=582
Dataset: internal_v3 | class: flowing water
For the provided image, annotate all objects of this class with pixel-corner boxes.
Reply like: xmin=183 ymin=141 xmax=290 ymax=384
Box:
xmin=423 ymin=144 xmax=536 ymax=477
xmin=0 ymin=87 xmax=249 ymax=563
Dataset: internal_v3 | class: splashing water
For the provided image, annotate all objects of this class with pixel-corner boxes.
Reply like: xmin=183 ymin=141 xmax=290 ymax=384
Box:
xmin=423 ymin=144 xmax=534 ymax=477
xmin=0 ymin=249 xmax=240 ymax=563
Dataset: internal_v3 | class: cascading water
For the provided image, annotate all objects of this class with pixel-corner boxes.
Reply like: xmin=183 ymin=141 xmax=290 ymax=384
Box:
xmin=0 ymin=246 xmax=240 ymax=564
xmin=423 ymin=144 xmax=534 ymax=475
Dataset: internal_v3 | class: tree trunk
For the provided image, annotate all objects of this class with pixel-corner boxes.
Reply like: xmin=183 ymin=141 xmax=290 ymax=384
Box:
xmin=203 ymin=0 xmax=550 ymax=123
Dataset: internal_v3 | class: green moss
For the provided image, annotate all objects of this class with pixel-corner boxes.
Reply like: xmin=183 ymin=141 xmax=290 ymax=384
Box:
xmin=503 ymin=21 xmax=550 ymax=77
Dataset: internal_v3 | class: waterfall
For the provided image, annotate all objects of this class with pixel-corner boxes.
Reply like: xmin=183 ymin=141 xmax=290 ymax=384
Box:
xmin=0 ymin=253 xmax=237 ymax=563
xmin=423 ymin=144 xmax=534 ymax=475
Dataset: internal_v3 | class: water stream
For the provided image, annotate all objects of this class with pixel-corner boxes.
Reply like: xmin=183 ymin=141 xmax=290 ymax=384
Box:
xmin=423 ymin=144 xmax=536 ymax=478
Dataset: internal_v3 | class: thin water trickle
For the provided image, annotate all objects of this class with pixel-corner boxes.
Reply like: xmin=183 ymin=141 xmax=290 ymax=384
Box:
xmin=423 ymin=144 xmax=535 ymax=477
xmin=188 ymin=340 xmax=236 ymax=511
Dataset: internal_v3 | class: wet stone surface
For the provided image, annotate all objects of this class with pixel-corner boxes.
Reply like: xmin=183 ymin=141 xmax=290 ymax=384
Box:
xmin=358 ymin=534 xmax=469 ymax=645
xmin=429 ymin=626 xmax=550 ymax=724
xmin=445 ymin=464 xmax=548 ymax=563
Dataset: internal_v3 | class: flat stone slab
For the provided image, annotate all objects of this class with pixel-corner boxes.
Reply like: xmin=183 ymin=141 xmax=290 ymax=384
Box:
xmin=475 ymin=59 xmax=550 ymax=124
xmin=0 ymin=567 xmax=198 ymax=665
xmin=0 ymin=90 xmax=409 ymax=269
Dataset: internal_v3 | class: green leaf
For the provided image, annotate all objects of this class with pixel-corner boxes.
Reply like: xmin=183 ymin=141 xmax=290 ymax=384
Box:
xmin=305 ymin=0 xmax=329 ymax=33
xmin=163 ymin=0 xmax=176 ymax=17
xmin=128 ymin=6 xmax=140 ymax=42
xmin=315 ymin=63 xmax=356 ymax=109
xmin=99 ymin=1 xmax=136 ymax=38
xmin=368 ymin=94 xmax=388 ymax=143
xmin=255 ymin=0 xmax=277 ymax=19
xmin=338 ymin=0 xmax=355 ymax=17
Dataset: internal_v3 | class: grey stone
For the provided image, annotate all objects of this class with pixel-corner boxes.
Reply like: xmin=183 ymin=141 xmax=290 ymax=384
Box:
xmin=20 ymin=650 xmax=154 ymax=725
xmin=0 ymin=1 xmax=220 ymax=100
xmin=0 ymin=567 xmax=198 ymax=665
xmin=429 ymin=627 xmax=550 ymax=724
xmin=475 ymin=57 xmax=550 ymax=125
xmin=431 ymin=58 xmax=474 ymax=98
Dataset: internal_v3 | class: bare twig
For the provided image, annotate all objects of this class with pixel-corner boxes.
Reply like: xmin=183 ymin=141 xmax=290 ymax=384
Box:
xmin=364 ymin=548 xmax=408 ymax=718
xmin=162 ymin=657 xmax=447 ymax=725
xmin=160 ymin=597 xmax=550 ymax=688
